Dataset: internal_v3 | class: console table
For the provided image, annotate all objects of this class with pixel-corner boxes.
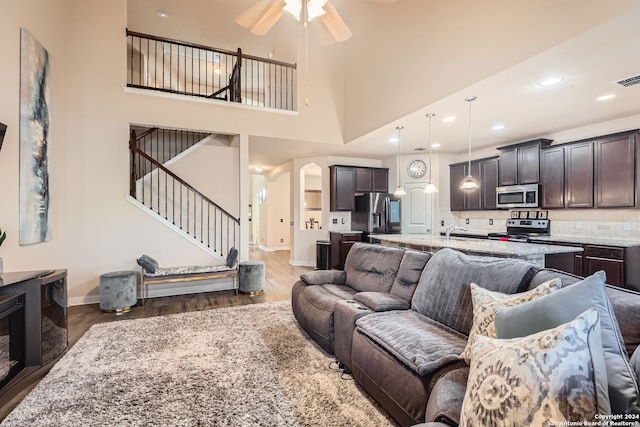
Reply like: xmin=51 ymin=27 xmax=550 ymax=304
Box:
xmin=0 ymin=269 xmax=68 ymax=408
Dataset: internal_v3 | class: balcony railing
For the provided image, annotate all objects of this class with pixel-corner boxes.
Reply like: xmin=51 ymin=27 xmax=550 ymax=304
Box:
xmin=126 ymin=29 xmax=297 ymax=111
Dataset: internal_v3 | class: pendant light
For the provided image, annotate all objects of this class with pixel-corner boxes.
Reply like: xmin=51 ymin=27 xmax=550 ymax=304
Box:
xmin=423 ymin=113 xmax=438 ymax=193
xmin=460 ymin=96 xmax=479 ymax=190
xmin=393 ymin=126 xmax=406 ymax=197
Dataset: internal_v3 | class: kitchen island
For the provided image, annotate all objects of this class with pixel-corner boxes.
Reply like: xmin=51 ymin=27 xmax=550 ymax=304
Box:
xmin=369 ymin=233 xmax=583 ymax=267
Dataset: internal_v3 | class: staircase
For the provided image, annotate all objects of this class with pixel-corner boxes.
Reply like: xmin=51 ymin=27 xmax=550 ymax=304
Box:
xmin=128 ymin=126 xmax=239 ymax=259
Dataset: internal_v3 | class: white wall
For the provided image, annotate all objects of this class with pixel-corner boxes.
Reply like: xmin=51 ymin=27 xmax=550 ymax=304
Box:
xmin=0 ymin=0 xmax=346 ymax=304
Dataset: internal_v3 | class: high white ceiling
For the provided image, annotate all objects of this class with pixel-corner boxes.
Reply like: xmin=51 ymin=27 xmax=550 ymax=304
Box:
xmin=128 ymin=1 xmax=640 ymax=170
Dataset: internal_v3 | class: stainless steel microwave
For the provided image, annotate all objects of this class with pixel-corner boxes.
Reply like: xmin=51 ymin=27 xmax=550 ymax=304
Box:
xmin=496 ymin=184 xmax=540 ymax=208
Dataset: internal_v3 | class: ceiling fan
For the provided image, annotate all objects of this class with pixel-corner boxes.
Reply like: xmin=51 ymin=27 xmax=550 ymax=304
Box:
xmin=235 ymin=0 xmax=397 ymax=43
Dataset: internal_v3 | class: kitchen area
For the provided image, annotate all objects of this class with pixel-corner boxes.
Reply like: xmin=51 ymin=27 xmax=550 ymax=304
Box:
xmin=327 ymin=129 xmax=640 ymax=292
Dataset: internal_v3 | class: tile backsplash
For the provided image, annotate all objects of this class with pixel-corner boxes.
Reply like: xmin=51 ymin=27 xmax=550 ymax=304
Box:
xmin=447 ymin=209 xmax=640 ymax=241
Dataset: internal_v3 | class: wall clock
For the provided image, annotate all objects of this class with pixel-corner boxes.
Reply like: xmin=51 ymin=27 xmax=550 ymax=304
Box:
xmin=407 ymin=159 xmax=427 ymax=178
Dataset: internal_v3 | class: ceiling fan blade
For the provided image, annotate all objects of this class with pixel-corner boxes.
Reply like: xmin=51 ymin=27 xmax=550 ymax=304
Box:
xmin=235 ymin=0 xmax=273 ymax=29
xmin=250 ymin=0 xmax=286 ymax=35
xmin=319 ymin=1 xmax=353 ymax=43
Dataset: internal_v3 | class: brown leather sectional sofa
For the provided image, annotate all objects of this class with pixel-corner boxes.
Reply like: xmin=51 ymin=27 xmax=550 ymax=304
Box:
xmin=291 ymin=243 xmax=640 ymax=426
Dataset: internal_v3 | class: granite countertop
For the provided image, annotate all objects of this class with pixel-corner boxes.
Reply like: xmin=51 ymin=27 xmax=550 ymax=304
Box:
xmin=369 ymin=234 xmax=583 ymax=258
xmin=529 ymin=235 xmax=640 ymax=248
xmin=439 ymin=230 xmax=490 ymax=239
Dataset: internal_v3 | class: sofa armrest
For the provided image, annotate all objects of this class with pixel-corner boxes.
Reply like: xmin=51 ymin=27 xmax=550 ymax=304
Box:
xmin=353 ymin=292 xmax=410 ymax=312
xmin=300 ymin=270 xmax=346 ymax=286
xmin=424 ymin=367 xmax=469 ymax=426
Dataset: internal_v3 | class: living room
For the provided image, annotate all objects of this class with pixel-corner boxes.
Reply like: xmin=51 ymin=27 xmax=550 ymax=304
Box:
xmin=1 ymin=0 xmax=640 ymax=425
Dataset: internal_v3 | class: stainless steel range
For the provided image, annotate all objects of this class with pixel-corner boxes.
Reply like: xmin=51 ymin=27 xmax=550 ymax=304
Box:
xmin=488 ymin=219 xmax=550 ymax=242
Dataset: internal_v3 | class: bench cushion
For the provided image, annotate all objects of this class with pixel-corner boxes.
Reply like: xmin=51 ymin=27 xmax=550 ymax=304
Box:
xmin=144 ymin=264 xmax=234 ymax=277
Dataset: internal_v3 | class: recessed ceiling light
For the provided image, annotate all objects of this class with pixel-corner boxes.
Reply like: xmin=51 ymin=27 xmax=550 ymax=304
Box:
xmin=255 ymin=166 xmax=263 ymax=172
xmin=431 ymin=143 xmax=441 ymax=148
xmin=597 ymin=94 xmax=615 ymax=101
xmin=157 ymin=11 xmax=168 ymax=18
xmin=442 ymin=116 xmax=455 ymax=123
xmin=539 ymin=77 xmax=563 ymax=87
xmin=389 ymin=137 xmax=399 ymax=143
xmin=492 ymin=124 xmax=505 ymax=131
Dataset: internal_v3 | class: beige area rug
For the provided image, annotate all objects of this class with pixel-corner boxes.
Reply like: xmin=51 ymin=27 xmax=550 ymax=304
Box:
xmin=1 ymin=301 xmax=396 ymax=426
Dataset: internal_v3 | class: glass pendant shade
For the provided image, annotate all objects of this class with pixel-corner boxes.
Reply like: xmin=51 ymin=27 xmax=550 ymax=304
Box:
xmin=460 ymin=175 xmax=479 ymax=190
xmin=394 ymin=185 xmax=407 ymax=196
xmin=283 ymin=0 xmax=327 ymax=21
xmin=424 ymin=180 xmax=438 ymax=193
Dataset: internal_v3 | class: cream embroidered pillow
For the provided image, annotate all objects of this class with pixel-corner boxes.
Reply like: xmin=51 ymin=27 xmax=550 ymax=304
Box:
xmin=460 ymin=308 xmax=607 ymax=426
xmin=460 ymin=278 xmax=561 ymax=364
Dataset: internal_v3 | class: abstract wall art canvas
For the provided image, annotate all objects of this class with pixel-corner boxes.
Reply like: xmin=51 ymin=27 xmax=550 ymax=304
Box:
xmin=20 ymin=29 xmax=52 ymax=245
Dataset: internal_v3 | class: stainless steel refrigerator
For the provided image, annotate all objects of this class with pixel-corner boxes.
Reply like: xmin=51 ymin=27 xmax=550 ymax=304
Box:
xmin=352 ymin=193 xmax=401 ymax=238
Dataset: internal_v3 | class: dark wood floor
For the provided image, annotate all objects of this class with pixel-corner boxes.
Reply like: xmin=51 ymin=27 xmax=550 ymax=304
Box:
xmin=0 ymin=247 xmax=312 ymax=420
xmin=68 ymin=247 xmax=312 ymax=347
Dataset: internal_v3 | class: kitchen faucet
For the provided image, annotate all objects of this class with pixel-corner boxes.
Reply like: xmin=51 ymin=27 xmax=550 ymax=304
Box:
xmin=446 ymin=224 xmax=468 ymax=240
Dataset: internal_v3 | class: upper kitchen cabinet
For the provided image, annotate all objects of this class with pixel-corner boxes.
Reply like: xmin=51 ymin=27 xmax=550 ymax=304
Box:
xmin=497 ymin=139 xmax=552 ymax=186
xmin=540 ymin=145 xmax=566 ymax=209
xmin=354 ymin=167 xmax=388 ymax=193
xmin=595 ymin=132 xmax=637 ymax=208
xmin=330 ymin=165 xmax=389 ymax=211
xmin=330 ymin=165 xmax=355 ymax=211
xmin=565 ymin=141 xmax=595 ymax=208
xmin=541 ymin=130 xmax=638 ymax=210
xmin=449 ymin=156 xmax=499 ymax=211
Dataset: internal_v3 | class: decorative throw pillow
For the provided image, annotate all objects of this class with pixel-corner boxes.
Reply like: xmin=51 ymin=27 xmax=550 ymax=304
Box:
xmin=493 ymin=271 xmax=639 ymax=415
xmin=460 ymin=278 xmax=562 ymax=364
xmin=136 ymin=255 xmax=158 ymax=274
xmin=460 ymin=309 xmax=606 ymax=426
xmin=226 ymin=247 xmax=238 ymax=268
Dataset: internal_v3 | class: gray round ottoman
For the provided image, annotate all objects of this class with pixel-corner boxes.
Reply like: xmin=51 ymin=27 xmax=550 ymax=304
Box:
xmin=239 ymin=261 xmax=265 ymax=295
xmin=100 ymin=270 xmax=137 ymax=314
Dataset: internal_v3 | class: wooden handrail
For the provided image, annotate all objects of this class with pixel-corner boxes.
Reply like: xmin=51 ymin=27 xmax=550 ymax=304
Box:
xmin=130 ymin=138 xmax=239 ymax=223
xmin=126 ymin=29 xmax=296 ymax=69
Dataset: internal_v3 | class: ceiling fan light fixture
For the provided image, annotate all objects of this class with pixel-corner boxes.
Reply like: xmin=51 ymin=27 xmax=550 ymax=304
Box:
xmin=282 ymin=0 xmax=302 ymax=20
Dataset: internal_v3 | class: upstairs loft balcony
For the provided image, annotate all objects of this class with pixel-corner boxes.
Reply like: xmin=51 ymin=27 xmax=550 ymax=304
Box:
xmin=126 ymin=30 xmax=297 ymax=112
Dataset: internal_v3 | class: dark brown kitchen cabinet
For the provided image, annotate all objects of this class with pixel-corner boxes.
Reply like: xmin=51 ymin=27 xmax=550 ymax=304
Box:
xmin=480 ymin=157 xmax=499 ymax=209
xmin=465 ymin=162 xmax=482 ymax=210
xmin=450 ymin=163 xmax=466 ymax=211
xmin=540 ymin=146 xmax=566 ymax=208
xmin=595 ymin=133 xmax=636 ymax=208
xmin=449 ymin=157 xmax=498 ymax=211
xmin=498 ymin=139 xmax=552 ymax=186
xmin=329 ymin=166 xmax=355 ymax=211
xmin=372 ymin=168 xmax=389 ymax=192
xmin=564 ymin=141 xmax=594 ymax=208
xmin=583 ymin=245 xmax=625 ymax=287
xmin=354 ymin=167 xmax=389 ymax=193
xmin=330 ymin=232 xmax=362 ymax=270
xmin=330 ymin=165 xmax=389 ymax=211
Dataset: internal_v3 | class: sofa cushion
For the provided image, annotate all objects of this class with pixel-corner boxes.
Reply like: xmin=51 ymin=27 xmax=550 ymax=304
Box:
xmin=355 ymin=310 xmax=467 ymax=376
xmin=460 ymin=278 xmax=562 ymax=364
xmin=319 ymin=284 xmax=357 ymax=300
xmin=605 ymin=286 xmax=640 ymax=356
xmin=411 ymin=248 xmax=538 ymax=336
xmin=353 ymin=292 xmax=410 ymax=311
xmin=461 ymin=309 xmax=607 ymax=426
xmin=389 ymin=249 xmax=432 ymax=303
xmin=494 ymin=271 xmax=638 ymax=415
xmin=344 ymin=243 xmax=405 ymax=293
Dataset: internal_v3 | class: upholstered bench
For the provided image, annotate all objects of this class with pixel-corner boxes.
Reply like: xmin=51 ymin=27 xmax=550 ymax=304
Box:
xmin=137 ymin=248 xmax=238 ymax=304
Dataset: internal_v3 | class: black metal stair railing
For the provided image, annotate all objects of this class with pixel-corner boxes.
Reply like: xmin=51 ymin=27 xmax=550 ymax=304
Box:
xmin=126 ymin=29 xmax=297 ymax=111
xmin=129 ymin=127 xmax=239 ymax=258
